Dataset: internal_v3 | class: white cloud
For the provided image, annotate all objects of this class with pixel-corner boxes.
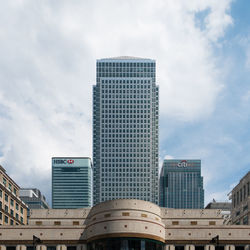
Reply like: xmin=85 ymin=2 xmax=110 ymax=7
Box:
xmin=0 ymin=0 xmax=233 ymax=203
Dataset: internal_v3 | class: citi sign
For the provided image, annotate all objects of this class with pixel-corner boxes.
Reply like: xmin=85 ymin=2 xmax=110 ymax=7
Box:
xmin=53 ymin=159 xmax=74 ymax=165
xmin=177 ymin=160 xmax=188 ymax=168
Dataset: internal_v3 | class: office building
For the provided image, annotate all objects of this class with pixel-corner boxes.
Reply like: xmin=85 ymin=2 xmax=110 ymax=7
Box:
xmin=93 ymin=56 xmax=159 ymax=205
xmin=231 ymin=171 xmax=250 ymax=225
xmin=52 ymin=157 xmax=92 ymax=209
xmin=0 ymin=165 xmax=28 ymax=225
xmin=0 ymin=199 xmax=250 ymax=249
xmin=160 ymin=159 xmax=204 ymax=209
xmin=20 ymin=188 xmax=49 ymax=213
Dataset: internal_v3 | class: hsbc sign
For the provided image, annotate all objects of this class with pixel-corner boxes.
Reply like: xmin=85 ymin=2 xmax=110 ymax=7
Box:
xmin=177 ymin=160 xmax=188 ymax=168
xmin=53 ymin=159 xmax=75 ymax=165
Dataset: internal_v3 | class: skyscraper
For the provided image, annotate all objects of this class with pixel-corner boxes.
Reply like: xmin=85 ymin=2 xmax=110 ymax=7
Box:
xmin=52 ymin=157 xmax=92 ymax=208
xmin=93 ymin=56 xmax=159 ymax=205
xmin=160 ymin=159 xmax=204 ymax=209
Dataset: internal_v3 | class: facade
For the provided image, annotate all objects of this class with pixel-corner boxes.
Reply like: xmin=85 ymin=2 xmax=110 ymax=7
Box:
xmin=0 ymin=199 xmax=249 ymax=249
xmin=52 ymin=157 xmax=92 ymax=209
xmin=93 ymin=56 xmax=159 ymax=205
xmin=20 ymin=188 xmax=49 ymax=212
xmin=231 ymin=171 xmax=250 ymax=225
xmin=205 ymin=201 xmax=232 ymax=225
xmin=160 ymin=159 xmax=204 ymax=209
xmin=0 ymin=165 xmax=28 ymax=225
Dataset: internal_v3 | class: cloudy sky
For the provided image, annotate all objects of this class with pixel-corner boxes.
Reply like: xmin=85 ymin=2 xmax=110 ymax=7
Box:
xmin=0 ymin=0 xmax=250 ymax=206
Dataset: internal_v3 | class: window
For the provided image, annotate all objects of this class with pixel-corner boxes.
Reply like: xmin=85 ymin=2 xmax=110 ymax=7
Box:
xmin=10 ymin=209 xmax=13 ymax=216
xmin=141 ymin=213 xmax=147 ymax=218
xmin=122 ymin=212 xmax=130 ymax=216
xmin=35 ymin=221 xmax=42 ymax=225
xmin=0 ymin=190 xmax=2 ymax=197
xmin=8 ymin=183 xmax=12 ymax=191
xmin=4 ymin=215 xmax=8 ymax=224
xmin=5 ymin=205 xmax=8 ymax=212
xmin=54 ymin=221 xmax=61 ymax=225
xmin=3 ymin=178 xmax=6 ymax=186
xmin=14 ymin=188 xmax=17 ymax=195
xmin=5 ymin=193 xmax=8 ymax=202
xmin=172 ymin=221 xmax=179 ymax=225
xmin=15 ymin=213 xmax=19 ymax=220
xmin=20 ymin=217 xmax=23 ymax=223
xmin=0 ymin=212 xmax=2 ymax=219
xmin=190 ymin=221 xmax=197 ymax=225
xmin=10 ymin=219 xmax=14 ymax=225
xmin=209 ymin=221 xmax=216 ymax=225
xmin=16 ymin=203 xmax=19 ymax=210
xmin=21 ymin=207 xmax=23 ymax=214
xmin=73 ymin=221 xmax=79 ymax=225
xmin=104 ymin=213 xmax=111 ymax=218
xmin=10 ymin=199 xmax=14 ymax=206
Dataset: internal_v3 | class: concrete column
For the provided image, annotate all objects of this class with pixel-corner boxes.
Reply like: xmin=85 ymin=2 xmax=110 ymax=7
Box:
xmin=205 ymin=245 xmax=215 ymax=250
xmin=225 ymin=245 xmax=235 ymax=250
xmin=0 ymin=246 xmax=6 ymax=250
xmin=77 ymin=245 xmax=87 ymax=250
xmin=56 ymin=246 xmax=67 ymax=250
xmin=245 ymin=245 xmax=250 ymax=250
xmin=36 ymin=245 xmax=47 ymax=250
xmin=16 ymin=246 xmax=27 ymax=250
xmin=165 ymin=245 xmax=175 ymax=250
xmin=185 ymin=245 xmax=195 ymax=250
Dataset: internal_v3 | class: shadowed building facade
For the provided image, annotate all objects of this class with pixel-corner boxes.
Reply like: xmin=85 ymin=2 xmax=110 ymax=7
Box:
xmin=93 ymin=56 xmax=159 ymax=205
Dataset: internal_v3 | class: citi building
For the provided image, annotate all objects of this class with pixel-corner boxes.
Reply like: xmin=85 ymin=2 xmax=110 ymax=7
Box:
xmin=160 ymin=159 xmax=204 ymax=209
xmin=93 ymin=56 xmax=159 ymax=205
xmin=52 ymin=157 xmax=92 ymax=208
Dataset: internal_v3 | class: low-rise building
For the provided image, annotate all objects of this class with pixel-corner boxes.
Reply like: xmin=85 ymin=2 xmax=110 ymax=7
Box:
xmin=0 ymin=199 xmax=249 ymax=249
xmin=231 ymin=171 xmax=250 ymax=225
xmin=0 ymin=165 xmax=28 ymax=225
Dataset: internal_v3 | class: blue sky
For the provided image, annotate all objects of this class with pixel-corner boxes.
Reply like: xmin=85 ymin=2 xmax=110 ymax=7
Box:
xmin=0 ymin=0 xmax=249 ymax=206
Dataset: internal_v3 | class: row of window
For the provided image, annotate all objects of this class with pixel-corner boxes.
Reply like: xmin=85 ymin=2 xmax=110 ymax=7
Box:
xmin=100 ymin=99 xmax=155 ymax=104
xmin=102 ymin=90 xmax=151 ymax=94
xmin=0 ymin=212 xmax=23 ymax=224
xmin=98 ymin=67 xmax=155 ymax=73
xmin=97 ymin=62 xmax=155 ymax=67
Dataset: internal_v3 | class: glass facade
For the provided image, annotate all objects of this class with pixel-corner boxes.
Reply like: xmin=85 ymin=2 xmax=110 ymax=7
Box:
xmin=160 ymin=159 xmax=204 ymax=209
xmin=52 ymin=157 xmax=92 ymax=208
xmin=88 ymin=238 xmax=163 ymax=250
xmin=93 ymin=57 xmax=159 ymax=205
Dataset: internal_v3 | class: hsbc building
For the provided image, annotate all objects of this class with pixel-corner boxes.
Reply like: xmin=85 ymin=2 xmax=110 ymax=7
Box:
xmin=52 ymin=157 xmax=92 ymax=208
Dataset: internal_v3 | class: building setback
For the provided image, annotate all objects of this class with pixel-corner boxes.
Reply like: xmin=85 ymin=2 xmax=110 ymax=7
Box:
xmin=52 ymin=157 xmax=92 ymax=208
xmin=93 ymin=56 xmax=159 ymax=205
xmin=160 ymin=159 xmax=204 ymax=209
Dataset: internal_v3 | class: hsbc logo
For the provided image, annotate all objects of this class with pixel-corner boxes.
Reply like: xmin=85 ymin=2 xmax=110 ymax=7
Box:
xmin=53 ymin=159 xmax=75 ymax=165
xmin=178 ymin=160 xmax=188 ymax=168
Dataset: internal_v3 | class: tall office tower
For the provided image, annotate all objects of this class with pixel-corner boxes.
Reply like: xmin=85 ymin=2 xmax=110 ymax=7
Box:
xmin=93 ymin=56 xmax=159 ymax=205
xmin=52 ymin=157 xmax=92 ymax=208
xmin=160 ymin=159 xmax=204 ymax=209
